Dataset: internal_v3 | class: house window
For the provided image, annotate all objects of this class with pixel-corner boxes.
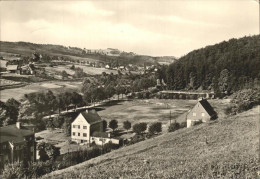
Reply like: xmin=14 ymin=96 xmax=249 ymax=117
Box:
xmin=83 ymin=126 xmax=87 ymax=129
xmin=193 ymin=112 xmax=196 ymax=117
xmin=78 ymin=125 xmax=80 ymax=129
xmin=201 ymin=112 xmax=205 ymax=117
xmin=83 ymin=133 xmax=87 ymax=137
xmin=73 ymin=132 xmax=75 ymax=136
xmin=78 ymin=133 xmax=80 ymax=136
xmin=73 ymin=125 xmax=76 ymax=128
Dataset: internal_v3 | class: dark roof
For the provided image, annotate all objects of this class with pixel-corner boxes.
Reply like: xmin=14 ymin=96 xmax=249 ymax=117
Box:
xmin=81 ymin=110 xmax=102 ymax=124
xmin=92 ymin=131 xmax=109 ymax=138
xmin=199 ymin=99 xmax=216 ymax=116
xmin=0 ymin=125 xmax=34 ymax=144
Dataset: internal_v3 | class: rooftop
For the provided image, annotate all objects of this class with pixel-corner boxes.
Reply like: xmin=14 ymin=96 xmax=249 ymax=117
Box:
xmin=0 ymin=124 xmax=34 ymax=144
xmin=92 ymin=131 xmax=109 ymax=138
xmin=198 ymin=99 xmax=217 ymax=116
xmin=81 ymin=110 xmax=103 ymax=124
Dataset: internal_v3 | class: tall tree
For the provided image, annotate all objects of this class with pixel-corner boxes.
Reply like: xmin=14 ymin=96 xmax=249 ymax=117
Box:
xmin=123 ymin=121 xmax=131 ymax=133
xmin=109 ymin=120 xmax=118 ymax=132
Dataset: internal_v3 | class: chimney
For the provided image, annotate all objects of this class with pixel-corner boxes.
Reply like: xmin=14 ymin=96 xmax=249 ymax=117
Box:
xmin=16 ymin=122 xmax=21 ymax=129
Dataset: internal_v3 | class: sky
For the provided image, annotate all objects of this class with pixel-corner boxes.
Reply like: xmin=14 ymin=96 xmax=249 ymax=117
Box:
xmin=0 ymin=0 xmax=259 ymax=57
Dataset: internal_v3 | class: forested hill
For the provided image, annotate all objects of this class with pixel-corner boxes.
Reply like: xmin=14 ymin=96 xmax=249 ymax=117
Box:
xmin=159 ymin=35 xmax=260 ymax=94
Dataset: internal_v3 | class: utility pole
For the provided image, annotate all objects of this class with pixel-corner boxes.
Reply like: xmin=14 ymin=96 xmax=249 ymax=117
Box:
xmin=169 ymin=110 xmax=172 ymax=125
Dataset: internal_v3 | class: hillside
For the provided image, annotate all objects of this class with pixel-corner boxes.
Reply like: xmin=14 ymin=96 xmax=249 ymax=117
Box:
xmin=42 ymin=103 xmax=259 ymax=178
xmin=160 ymin=35 xmax=260 ymax=93
xmin=0 ymin=41 xmax=176 ymax=66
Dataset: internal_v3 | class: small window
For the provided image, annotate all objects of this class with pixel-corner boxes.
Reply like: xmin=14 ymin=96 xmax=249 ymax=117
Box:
xmin=78 ymin=125 xmax=80 ymax=129
xmin=78 ymin=133 xmax=80 ymax=136
xmin=193 ymin=112 xmax=196 ymax=117
xmin=73 ymin=132 xmax=75 ymax=136
xmin=201 ymin=112 xmax=205 ymax=117
xmin=73 ymin=125 xmax=76 ymax=128
xmin=83 ymin=133 xmax=87 ymax=137
xmin=83 ymin=126 xmax=87 ymax=129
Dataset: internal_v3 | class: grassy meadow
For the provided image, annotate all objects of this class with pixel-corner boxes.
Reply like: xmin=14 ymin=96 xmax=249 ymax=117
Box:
xmin=41 ymin=101 xmax=259 ymax=179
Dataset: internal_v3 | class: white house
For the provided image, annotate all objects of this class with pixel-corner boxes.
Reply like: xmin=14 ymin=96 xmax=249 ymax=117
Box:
xmin=186 ymin=99 xmax=217 ymax=128
xmin=71 ymin=109 xmax=104 ymax=144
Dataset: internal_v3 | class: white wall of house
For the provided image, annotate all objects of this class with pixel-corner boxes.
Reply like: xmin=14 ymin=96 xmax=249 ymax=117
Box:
xmin=71 ymin=113 xmax=91 ymax=143
xmin=186 ymin=102 xmax=211 ymax=128
xmin=90 ymin=137 xmax=120 ymax=145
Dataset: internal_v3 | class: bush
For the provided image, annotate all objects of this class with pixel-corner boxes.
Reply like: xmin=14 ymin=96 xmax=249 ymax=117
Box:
xmin=129 ymin=134 xmax=146 ymax=144
xmin=168 ymin=122 xmax=180 ymax=132
xmin=148 ymin=122 xmax=162 ymax=135
xmin=225 ymin=89 xmax=260 ymax=115
xmin=133 ymin=122 xmax=147 ymax=135
xmin=2 ymin=162 xmax=24 ymax=179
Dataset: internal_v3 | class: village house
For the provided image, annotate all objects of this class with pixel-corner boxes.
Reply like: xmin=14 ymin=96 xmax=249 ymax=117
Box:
xmin=71 ymin=109 xmax=104 ymax=144
xmin=0 ymin=122 xmax=36 ymax=171
xmin=71 ymin=109 xmax=121 ymax=145
xmin=6 ymin=65 xmax=20 ymax=74
xmin=186 ymin=99 xmax=217 ymax=128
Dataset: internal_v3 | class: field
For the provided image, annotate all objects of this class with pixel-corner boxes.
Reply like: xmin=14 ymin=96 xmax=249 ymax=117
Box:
xmin=0 ymin=80 xmax=82 ymax=102
xmin=41 ymin=101 xmax=259 ymax=179
xmin=98 ymin=99 xmax=200 ymax=132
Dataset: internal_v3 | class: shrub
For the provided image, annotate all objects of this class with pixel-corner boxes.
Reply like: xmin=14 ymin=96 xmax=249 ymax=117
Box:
xmin=2 ymin=162 xmax=24 ymax=179
xmin=168 ymin=122 xmax=180 ymax=132
xmin=226 ymin=89 xmax=260 ymax=115
xmin=129 ymin=134 xmax=145 ymax=144
xmin=133 ymin=122 xmax=147 ymax=135
xmin=123 ymin=120 xmax=131 ymax=132
xmin=148 ymin=122 xmax=162 ymax=135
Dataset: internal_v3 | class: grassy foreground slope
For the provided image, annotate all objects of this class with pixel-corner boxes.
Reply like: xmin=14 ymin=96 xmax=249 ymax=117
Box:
xmin=42 ymin=106 xmax=259 ymax=179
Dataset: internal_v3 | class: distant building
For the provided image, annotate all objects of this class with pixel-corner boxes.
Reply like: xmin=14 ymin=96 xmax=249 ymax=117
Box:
xmin=6 ymin=65 xmax=20 ymax=74
xmin=186 ymin=99 xmax=217 ymax=128
xmin=71 ymin=109 xmax=104 ymax=144
xmin=0 ymin=122 xmax=36 ymax=170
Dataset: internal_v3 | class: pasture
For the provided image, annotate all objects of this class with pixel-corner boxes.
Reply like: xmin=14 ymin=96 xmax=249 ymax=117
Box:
xmin=98 ymin=99 xmax=198 ymax=132
xmin=0 ymin=80 xmax=82 ymax=102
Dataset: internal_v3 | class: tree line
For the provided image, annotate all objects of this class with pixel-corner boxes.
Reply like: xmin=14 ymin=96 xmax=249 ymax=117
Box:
xmin=156 ymin=35 xmax=260 ymax=95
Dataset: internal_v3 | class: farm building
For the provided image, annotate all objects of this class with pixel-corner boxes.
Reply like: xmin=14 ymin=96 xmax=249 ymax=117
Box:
xmin=6 ymin=65 xmax=20 ymax=74
xmin=71 ymin=109 xmax=106 ymax=144
xmin=186 ymin=99 xmax=217 ymax=128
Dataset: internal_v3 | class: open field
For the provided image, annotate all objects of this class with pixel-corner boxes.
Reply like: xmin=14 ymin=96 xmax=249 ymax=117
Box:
xmin=98 ymin=99 xmax=226 ymax=132
xmin=0 ymin=80 xmax=82 ymax=102
xmin=74 ymin=65 xmax=118 ymax=75
xmin=42 ymin=103 xmax=259 ymax=179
